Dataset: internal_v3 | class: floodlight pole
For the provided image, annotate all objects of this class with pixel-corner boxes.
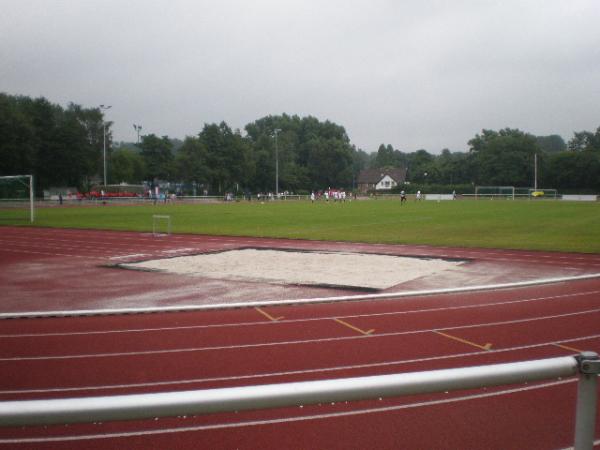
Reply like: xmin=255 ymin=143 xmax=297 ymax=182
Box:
xmin=274 ymin=128 xmax=281 ymax=197
xmin=133 ymin=124 xmax=142 ymax=144
xmin=534 ymin=153 xmax=538 ymax=191
xmin=99 ymin=105 xmax=112 ymax=186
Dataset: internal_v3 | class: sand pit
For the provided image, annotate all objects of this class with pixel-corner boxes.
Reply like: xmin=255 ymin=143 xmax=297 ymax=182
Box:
xmin=122 ymin=249 xmax=464 ymax=290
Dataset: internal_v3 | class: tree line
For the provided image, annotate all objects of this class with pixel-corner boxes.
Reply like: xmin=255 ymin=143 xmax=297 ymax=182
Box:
xmin=1 ymin=93 xmax=599 ymax=194
xmin=371 ymin=130 xmax=600 ymax=193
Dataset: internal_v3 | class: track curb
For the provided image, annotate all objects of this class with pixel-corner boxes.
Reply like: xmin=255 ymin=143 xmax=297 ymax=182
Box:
xmin=2 ymin=273 xmax=600 ymax=319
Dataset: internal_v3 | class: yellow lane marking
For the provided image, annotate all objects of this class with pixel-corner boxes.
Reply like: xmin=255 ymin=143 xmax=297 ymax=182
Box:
xmin=553 ymin=343 xmax=583 ymax=353
xmin=255 ymin=307 xmax=284 ymax=322
xmin=334 ymin=318 xmax=375 ymax=336
xmin=434 ymin=330 xmax=492 ymax=351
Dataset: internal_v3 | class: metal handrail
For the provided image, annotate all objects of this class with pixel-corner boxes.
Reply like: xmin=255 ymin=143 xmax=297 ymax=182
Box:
xmin=0 ymin=353 xmax=597 ymax=449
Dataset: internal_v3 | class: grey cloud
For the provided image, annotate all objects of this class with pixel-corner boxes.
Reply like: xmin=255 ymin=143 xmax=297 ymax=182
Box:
xmin=1 ymin=0 xmax=599 ymax=153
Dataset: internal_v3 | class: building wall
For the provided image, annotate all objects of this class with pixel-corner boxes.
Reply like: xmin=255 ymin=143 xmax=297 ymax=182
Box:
xmin=376 ymin=175 xmax=397 ymax=191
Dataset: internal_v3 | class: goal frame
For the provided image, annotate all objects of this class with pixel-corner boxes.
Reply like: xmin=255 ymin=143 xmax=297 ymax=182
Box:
xmin=152 ymin=214 xmax=171 ymax=237
xmin=0 ymin=175 xmax=34 ymax=223
xmin=475 ymin=186 xmax=515 ymax=200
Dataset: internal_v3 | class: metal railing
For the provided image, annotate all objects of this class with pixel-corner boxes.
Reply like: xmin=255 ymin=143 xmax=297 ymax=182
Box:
xmin=0 ymin=353 xmax=597 ymax=449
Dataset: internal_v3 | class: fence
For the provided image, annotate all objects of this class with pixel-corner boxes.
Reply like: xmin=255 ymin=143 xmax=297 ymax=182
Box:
xmin=562 ymin=195 xmax=598 ymax=202
xmin=0 ymin=353 xmax=597 ymax=449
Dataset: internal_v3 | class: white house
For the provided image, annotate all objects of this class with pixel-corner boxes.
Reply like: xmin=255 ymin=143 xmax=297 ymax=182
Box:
xmin=357 ymin=168 xmax=407 ymax=193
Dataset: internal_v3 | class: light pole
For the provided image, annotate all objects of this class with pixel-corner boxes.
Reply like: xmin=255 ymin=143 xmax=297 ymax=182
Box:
xmin=133 ymin=124 xmax=142 ymax=144
xmin=534 ymin=153 xmax=538 ymax=191
xmin=99 ymin=105 xmax=112 ymax=186
xmin=273 ymin=128 xmax=281 ymax=196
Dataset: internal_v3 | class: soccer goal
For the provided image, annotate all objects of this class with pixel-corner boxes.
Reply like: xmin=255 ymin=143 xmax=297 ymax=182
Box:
xmin=0 ymin=175 xmax=34 ymax=223
xmin=152 ymin=214 xmax=171 ymax=237
xmin=474 ymin=186 xmax=515 ymax=200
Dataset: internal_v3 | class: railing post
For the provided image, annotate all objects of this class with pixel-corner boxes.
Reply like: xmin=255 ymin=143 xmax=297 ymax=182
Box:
xmin=574 ymin=352 xmax=599 ymax=450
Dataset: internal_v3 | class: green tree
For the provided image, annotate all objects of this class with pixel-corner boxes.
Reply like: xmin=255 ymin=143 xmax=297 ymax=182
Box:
xmin=568 ymin=127 xmax=600 ymax=152
xmin=173 ymin=136 xmax=209 ymax=185
xmin=468 ymin=128 xmax=538 ymax=186
xmin=111 ymin=148 xmax=146 ymax=183
xmin=245 ymin=114 xmax=354 ymax=191
xmin=0 ymin=94 xmax=37 ymax=178
xmin=350 ymin=147 xmax=370 ymax=190
xmin=372 ymin=144 xmax=408 ymax=169
xmin=433 ymin=149 xmax=470 ymax=185
xmin=139 ymin=134 xmax=174 ymax=180
xmin=0 ymin=94 xmax=106 ymax=191
xmin=199 ymin=122 xmax=253 ymax=193
xmin=544 ymin=151 xmax=600 ymax=191
xmin=407 ymin=149 xmax=435 ymax=183
xmin=536 ymin=135 xmax=566 ymax=153
xmin=307 ymin=138 xmax=353 ymax=188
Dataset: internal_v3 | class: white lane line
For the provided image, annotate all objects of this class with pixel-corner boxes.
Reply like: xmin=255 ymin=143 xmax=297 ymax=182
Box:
xmin=3 ymin=289 xmax=600 ymax=338
xmin=109 ymin=254 xmax=151 ymax=260
xmin=0 ymin=238 xmax=187 ymax=254
xmin=0 ymin=379 xmax=574 ymax=444
xmin=2 ymin=334 xmax=597 ymax=396
xmin=0 ymin=247 xmax=106 ymax=260
xmin=559 ymin=439 xmax=600 ymax=450
xmin=3 ymin=273 xmax=600 ymax=319
xmin=2 ymin=308 xmax=600 ymax=361
xmin=3 ymin=231 xmax=600 ymax=260
xmin=3 ymin=234 xmax=600 ymax=266
xmin=0 ymin=240 xmax=147 ymax=256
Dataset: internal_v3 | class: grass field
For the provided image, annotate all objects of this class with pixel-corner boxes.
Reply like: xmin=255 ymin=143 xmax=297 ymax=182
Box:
xmin=2 ymin=199 xmax=599 ymax=253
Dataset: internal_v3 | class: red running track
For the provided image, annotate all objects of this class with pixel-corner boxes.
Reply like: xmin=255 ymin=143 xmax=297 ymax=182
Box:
xmin=0 ymin=226 xmax=600 ymax=449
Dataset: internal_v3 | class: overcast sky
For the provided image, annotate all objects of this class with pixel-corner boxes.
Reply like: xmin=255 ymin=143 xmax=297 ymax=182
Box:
xmin=1 ymin=0 xmax=599 ymax=153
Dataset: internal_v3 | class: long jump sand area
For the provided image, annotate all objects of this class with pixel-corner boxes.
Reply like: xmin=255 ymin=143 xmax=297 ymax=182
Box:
xmin=2 ymin=227 xmax=600 ymax=314
xmin=122 ymin=249 xmax=464 ymax=290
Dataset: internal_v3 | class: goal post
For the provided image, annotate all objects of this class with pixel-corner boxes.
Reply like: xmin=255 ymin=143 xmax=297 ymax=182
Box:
xmin=0 ymin=175 xmax=34 ymax=223
xmin=152 ymin=214 xmax=171 ymax=237
xmin=475 ymin=186 xmax=515 ymax=200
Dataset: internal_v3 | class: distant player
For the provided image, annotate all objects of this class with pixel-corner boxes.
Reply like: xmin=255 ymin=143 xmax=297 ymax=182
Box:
xmin=400 ymin=190 xmax=407 ymax=204
xmin=416 ymin=190 xmax=422 ymax=201
xmin=310 ymin=191 xmax=315 ymax=203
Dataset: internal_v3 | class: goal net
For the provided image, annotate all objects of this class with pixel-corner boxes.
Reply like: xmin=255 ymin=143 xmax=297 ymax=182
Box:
xmin=475 ymin=186 xmax=515 ymax=200
xmin=152 ymin=214 xmax=171 ymax=237
xmin=0 ymin=175 xmax=34 ymax=223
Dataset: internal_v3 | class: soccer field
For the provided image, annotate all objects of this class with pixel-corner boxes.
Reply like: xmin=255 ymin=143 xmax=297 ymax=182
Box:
xmin=2 ymin=198 xmax=599 ymax=253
